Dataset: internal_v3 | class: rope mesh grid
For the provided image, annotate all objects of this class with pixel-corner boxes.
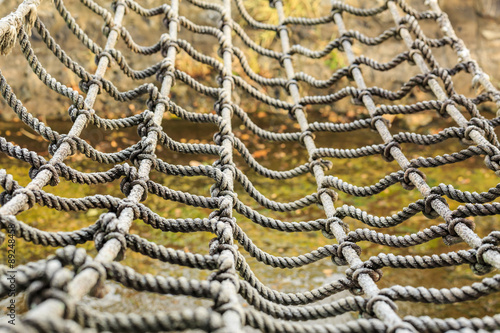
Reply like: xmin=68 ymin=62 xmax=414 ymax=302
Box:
xmin=0 ymin=0 xmax=499 ymax=332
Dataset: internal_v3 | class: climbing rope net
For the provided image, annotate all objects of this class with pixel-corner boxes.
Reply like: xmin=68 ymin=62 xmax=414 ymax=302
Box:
xmin=0 ymin=0 xmax=500 ymax=332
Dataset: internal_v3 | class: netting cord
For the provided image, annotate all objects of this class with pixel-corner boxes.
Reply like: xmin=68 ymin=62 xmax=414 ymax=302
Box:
xmin=385 ymin=0 xmax=500 ymax=268
xmin=4 ymin=0 xmax=172 ymax=322
xmin=208 ymin=0 xmax=245 ymax=331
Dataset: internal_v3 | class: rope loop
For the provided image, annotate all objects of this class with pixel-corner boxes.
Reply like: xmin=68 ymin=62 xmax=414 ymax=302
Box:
xmin=12 ymin=188 xmax=36 ymax=209
xmin=94 ymin=50 xmax=113 ymax=67
xmin=337 ymin=241 xmax=362 ymax=262
xmin=289 ymin=104 xmax=303 ymax=120
xmin=366 ymin=295 xmax=398 ymax=316
xmin=111 ymin=0 xmax=129 ymax=14
xmin=447 ymin=217 xmax=475 ymax=237
xmin=350 ymin=267 xmax=383 ymax=286
xmin=370 ymin=116 xmax=390 ymax=131
xmin=401 ymin=167 xmax=426 ymax=190
xmin=309 ymin=158 xmax=333 ymax=172
xmin=382 ymin=141 xmax=401 ymax=162
xmin=78 ymin=75 xmax=103 ymax=95
xmin=68 ymin=105 xmax=95 ymax=123
xmin=279 ymin=53 xmax=292 ymax=68
xmin=30 ymin=164 xmax=60 ymax=186
xmin=317 ymin=187 xmax=339 ymax=204
xmin=156 ymin=58 xmax=176 ymax=84
xmin=347 ymin=63 xmax=360 ymax=80
xmin=423 ymin=193 xmax=448 ymax=219
xmin=94 ymin=212 xmax=128 ymax=261
xmin=438 ymin=99 xmax=454 ymax=118
xmin=298 ymin=130 xmax=315 ymax=147
xmin=321 ymin=216 xmax=348 ymax=240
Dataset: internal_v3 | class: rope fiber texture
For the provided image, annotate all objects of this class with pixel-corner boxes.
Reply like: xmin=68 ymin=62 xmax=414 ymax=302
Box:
xmin=0 ymin=0 xmax=500 ymax=332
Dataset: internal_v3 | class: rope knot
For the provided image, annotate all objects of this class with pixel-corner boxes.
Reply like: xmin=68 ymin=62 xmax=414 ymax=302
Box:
xmin=370 ymin=116 xmax=391 ymax=131
xmin=423 ymin=193 xmax=448 ymax=219
xmin=94 ymin=50 xmax=114 ymax=67
xmin=130 ymin=140 xmax=157 ymax=170
xmin=337 ymin=34 xmax=353 ymax=52
xmin=25 ymin=259 xmax=76 ymax=319
xmin=401 ymin=167 xmax=426 ymax=190
xmin=29 ymin=164 xmax=60 ymax=186
xmin=120 ymin=177 xmax=148 ymax=202
xmin=213 ymin=132 xmax=234 ymax=146
xmin=438 ymin=99 xmax=454 ymax=118
xmin=163 ymin=6 xmax=178 ymax=27
xmin=68 ymin=105 xmax=95 ymax=123
xmin=337 ymin=241 xmax=361 ymax=264
xmin=79 ymin=75 xmax=103 ymax=95
xmin=156 ymin=58 xmax=176 ymax=84
xmin=484 ymin=152 xmax=500 ymax=175
xmin=94 ymin=212 xmax=127 ymax=261
xmin=351 ymin=89 xmax=371 ymax=106
xmin=347 ymin=64 xmax=360 ymax=80
xmin=348 ymin=266 xmax=383 ymax=286
xmin=111 ymin=0 xmax=129 ymax=14
xmin=298 ymin=130 xmax=315 ymax=147
xmin=26 ymin=281 xmax=76 ymax=320
xmin=116 ymin=198 xmax=142 ymax=218
xmin=288 ymin=104 xmax=303 ymax=120
xmin=285 ymin=79 xmax=298 ymax=92
xmin=465 ymin=117 xmax=499 ymax=146
xmin=49 ymin=135 xmax=78 ymax=157
xmin=269 ymin=0 xmax=279 ymax=8
xmin=317 ymin=187 xmax=339 ymax=204
xmin=421 ymin=73 xmax=437 ymax=92
xmin=472 ymin=232 xmax=500 ymax=275
xmin=382 ymin=141 xmax=401 ymax=162
xmin=447 ymin=217 xmax=475 ymax=237
xmin=365 ymin=295 xmax=398 ymax=316
xmin=12 ymin=188 xmax=36 ymax=209
xmin=309 ymin=159 xmax=333 ymax=172
xmin=279 ymin=53 xmax=292 ymax=68
xmin=102 ymin=21 xmax=122 ymax=38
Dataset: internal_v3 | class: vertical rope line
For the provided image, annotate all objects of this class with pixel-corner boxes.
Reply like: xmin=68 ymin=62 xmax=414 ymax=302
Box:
xmin=424 ymin=0 xmax=500 ymax=113
xmin=386 ymin=2 xmax=494 ymax=146
xmin=22 ymin=0 xmax=180 ymax=319
xmin=272 ymin=1 xmax=413 ymax=331
xmin=8 ymin=0 xmax=127 ymax=320
xmin=209 ymin=0 xmax=244 ymax=331
xmin=385 ymin=0 xmax=500 ymax=267
xmin=331 ymin=2 xmax=495 ymax=270
xmin=0 ymin=1 xmax=124 ymax=217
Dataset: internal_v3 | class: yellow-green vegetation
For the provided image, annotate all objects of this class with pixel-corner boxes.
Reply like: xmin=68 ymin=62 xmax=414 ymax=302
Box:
xmin=325 ymin=50 xmax=345 ymax=70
